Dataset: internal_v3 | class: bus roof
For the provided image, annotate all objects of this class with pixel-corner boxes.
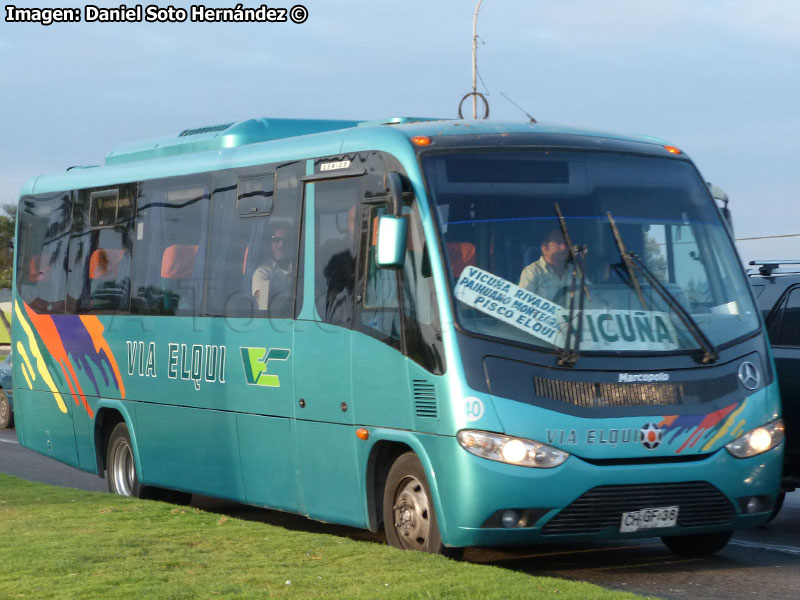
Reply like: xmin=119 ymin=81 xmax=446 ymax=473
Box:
xmin=20 ymin=117 xmax=676 ymax=196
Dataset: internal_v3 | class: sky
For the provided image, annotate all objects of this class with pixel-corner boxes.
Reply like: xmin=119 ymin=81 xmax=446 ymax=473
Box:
xmin=1 ymin=0 xmax=798 ymax=266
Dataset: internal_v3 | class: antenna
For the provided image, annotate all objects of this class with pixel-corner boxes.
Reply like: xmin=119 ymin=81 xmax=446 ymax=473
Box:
xmin=500 ymin=92 xmax=537 ymax=123
xmin=472 ymin=0 xmax=483 ymax=119
xmin=458 ymin=0 xmax=489 ymax=119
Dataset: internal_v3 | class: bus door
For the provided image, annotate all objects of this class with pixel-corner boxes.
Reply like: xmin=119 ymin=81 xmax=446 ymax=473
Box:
xmin=350 ymin=200 xmax=412 ymax=429
xmin=205 ymin=163 xmax=304 ymax=511
xmin=293 ymin=174 xmax=364 ymax=526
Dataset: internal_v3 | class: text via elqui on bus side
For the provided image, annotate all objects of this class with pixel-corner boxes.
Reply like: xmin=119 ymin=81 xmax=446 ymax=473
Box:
xmin=4 ymin=4 xmax=306 ymax=26
xmin=126 ymin=341 xmax=226 ymax=391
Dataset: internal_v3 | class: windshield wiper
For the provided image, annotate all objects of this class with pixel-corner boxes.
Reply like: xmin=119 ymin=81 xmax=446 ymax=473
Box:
xmin=606 ymin=212 xmax=719 ymax=365
xmin=555 ymin=203 xmax=589 ymax=367
xmin=607 ymin=212 xmax=647 ymax=309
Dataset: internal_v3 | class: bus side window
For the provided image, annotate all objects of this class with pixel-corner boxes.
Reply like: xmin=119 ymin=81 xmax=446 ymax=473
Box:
xmin=16 ymin=192 xmax=71 ymax=314
xmin=67 ymin=186 xmax=134 ymax=314
xmin=130 ymin=175 xmax=210 ymax=315
xmin=313 ymin=177 xmax=363 ymax=327
xmin=355 ymin=199 xmax=445 ymax=374
xmin=205 ymin=162 xmax=302 ymax=319
xmin=400 ymin=204 xmax=445 ymax=374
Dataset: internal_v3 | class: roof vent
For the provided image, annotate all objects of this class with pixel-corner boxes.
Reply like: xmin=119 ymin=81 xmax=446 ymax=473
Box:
xmin=178 ymin=123 xmax=235 ymax=137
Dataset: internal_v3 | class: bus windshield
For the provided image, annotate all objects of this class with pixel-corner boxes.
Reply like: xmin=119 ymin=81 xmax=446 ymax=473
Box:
xmin=423 ymin=150 xmax=759 ymax=355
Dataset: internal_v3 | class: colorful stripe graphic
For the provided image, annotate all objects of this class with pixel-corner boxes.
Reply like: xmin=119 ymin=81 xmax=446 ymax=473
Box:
xmin=14 ymin=300 xmax=67 ymax=413
xmin=701 ymin=401 xmax=747 ymax=452
xmin=658 ymin=401 xmax=741 ymax=454
xmin=15 ymin=300 xmax=126 ymax=418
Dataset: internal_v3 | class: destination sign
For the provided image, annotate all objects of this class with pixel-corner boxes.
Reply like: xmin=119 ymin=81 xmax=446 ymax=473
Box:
xmin=454 ymin=267 xmax=680 ymax=351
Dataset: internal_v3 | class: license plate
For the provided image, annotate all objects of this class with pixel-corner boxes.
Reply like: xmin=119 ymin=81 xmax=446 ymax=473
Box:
xmin=619 ymin=506 xmax=679 ymax=533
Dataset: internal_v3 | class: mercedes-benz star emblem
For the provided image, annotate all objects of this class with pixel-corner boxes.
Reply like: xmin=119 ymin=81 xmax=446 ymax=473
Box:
xmin=738 ymin=361 xmax=761 ymax=390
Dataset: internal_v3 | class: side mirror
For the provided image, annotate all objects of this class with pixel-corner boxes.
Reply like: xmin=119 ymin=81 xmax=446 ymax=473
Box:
xmin=375 ymin=215 xmax=407 ymax=269
xmin=707 ymin=182 xmax=734 ymax=237
xmin=719 ymin=206 xmax=734 ymax=236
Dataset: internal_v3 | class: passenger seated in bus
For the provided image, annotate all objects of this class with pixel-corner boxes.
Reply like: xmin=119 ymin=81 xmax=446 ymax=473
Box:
xmin=518 ymin=227 xmax=573 ymax=303
xmin=252 ymin=222 xmax=294 ymax=314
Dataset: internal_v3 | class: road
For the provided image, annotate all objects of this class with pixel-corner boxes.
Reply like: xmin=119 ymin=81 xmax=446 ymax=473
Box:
xmin=2 ymin=426 xmax=800 ymax=599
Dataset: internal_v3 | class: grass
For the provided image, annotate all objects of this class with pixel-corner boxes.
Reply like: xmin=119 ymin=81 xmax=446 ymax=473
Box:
xmin=0 ymin=474 xmax=653 ymax=600
xmin=0 ymin=310 xmax=9 ymax=345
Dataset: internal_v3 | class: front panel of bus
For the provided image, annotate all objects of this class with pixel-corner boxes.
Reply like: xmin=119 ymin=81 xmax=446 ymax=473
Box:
xmin=417 ymin=142 xmax=783 ymax=546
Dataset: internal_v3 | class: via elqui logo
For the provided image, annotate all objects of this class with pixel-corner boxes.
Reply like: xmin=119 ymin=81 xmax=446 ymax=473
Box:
xmin=240 ymin=347 xmax=290 ymax=387
xmin=640 ymin=423 xmax=663 ymax=450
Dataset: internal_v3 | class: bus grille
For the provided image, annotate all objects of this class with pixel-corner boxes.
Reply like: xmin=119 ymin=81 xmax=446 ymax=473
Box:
xmin=542 ymin=481 xmax=736 ymax=535
xmin=413 ymin=380 xmax=438 ymax=419
xmin=533 ymin=374 xmax=739 ymax=408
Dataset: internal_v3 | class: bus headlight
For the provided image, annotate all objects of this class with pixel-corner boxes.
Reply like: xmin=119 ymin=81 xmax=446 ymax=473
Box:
xmin=725 ymin=419 xmax=784 ymax=458
xmin=457 ymin=430 xmax=569 ymax=468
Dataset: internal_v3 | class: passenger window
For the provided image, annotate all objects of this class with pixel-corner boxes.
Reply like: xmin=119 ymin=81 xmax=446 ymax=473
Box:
xmin=67 ymin=185 xmax=135 ymax=313
xmin=237 ymin=174 xmax=274 ymax=216
xmin=205 ymin=162 xmax=302 ymax=318
xmin=90 ymin=188 xmax=133 ymax=227
xmin=130 ymin=175 xmax=210 ymax=315
xmin=775 ymin=288 xmax=800 ymax=346
xmin=313 ymin=177 xmax=363 ymax=326
xmin=16 ymin=192 xmax=72 ymax=314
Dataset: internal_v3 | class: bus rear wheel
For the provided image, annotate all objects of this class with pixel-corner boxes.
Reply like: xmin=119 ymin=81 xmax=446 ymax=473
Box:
xmin=661 ymin=531 xmax=732 ymax=556
xmin=106 ymin=422 xmax=143 ymax=497
xmin=106 ymin=422 xmax=192 ymax=504
xmin=383 ymin=452 xmax=462 ymax=558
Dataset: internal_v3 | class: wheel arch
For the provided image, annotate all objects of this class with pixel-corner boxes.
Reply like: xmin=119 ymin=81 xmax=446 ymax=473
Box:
xmin=93 ymin=400 xmax=138 ymax=479
xmin=363 ymin=431 xmax=449 ymax=540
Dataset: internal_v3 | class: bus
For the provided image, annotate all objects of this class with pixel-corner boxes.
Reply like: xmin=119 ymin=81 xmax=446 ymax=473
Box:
xmin=13 ymin=117 xmax=783 ymax=556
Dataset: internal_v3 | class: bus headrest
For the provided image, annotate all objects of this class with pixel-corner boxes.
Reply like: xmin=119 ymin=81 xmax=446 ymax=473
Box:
xmin=27 ymin=255 xmax=52 ymax=282
xmin=161 ymin=244 xmax=198 ymax=279
xmin=446 ymin=242 xmax=476 ymax=278
xmin=89 ymin=248 xmax=125 ymax=280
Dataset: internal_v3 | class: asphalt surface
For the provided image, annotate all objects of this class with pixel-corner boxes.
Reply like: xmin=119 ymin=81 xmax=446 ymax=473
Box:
xmin=2 ymin=426 xmax=800 ymax=599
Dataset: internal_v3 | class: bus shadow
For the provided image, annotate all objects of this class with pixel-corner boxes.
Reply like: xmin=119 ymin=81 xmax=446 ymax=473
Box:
xmin=190 ymin=495 xmax=385 ymax=545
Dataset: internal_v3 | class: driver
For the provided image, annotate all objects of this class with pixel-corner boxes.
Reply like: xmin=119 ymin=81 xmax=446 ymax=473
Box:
xmin=518 ymin=227 xmax=572 ymax=301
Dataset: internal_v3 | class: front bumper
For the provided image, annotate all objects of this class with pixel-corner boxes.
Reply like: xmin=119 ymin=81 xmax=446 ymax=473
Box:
xmin=423 ymin=435 xmax=782 ymax=548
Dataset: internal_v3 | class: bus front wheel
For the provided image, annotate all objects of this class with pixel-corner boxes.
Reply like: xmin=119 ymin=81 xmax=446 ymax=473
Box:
xmin=661 ymin=531 xmax=732 ymax=556
xmin=382 ymin=452 xmax=462 ymax=558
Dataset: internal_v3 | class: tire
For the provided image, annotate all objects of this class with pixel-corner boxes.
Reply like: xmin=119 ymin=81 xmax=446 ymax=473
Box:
xmin=383 ymin=452 xmax=463 ymax=558
xmin=106 ymin=422 xmax=192 ymax=503
xmin=106 ymin=422 xmax=145 ymax=497
xmin=661 ymin=531 xmax=733 ymax=556
xmin=0 ymin=390 xmax=12 ymax=429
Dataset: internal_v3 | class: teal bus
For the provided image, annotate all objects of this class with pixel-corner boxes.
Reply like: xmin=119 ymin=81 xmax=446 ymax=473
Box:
xmin=13 ymin=117 xmax=783 ymax=556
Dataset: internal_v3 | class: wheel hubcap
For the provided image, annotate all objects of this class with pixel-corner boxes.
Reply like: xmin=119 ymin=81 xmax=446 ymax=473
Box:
xmin=110 ymin=438 xmax=134 ymax=496
xmin=392 ymin=475 xmax=430 ymax=550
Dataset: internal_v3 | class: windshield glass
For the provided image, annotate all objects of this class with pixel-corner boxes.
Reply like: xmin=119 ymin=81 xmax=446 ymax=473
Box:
xmin=423 ymin=150 xmax=759 ymax=354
